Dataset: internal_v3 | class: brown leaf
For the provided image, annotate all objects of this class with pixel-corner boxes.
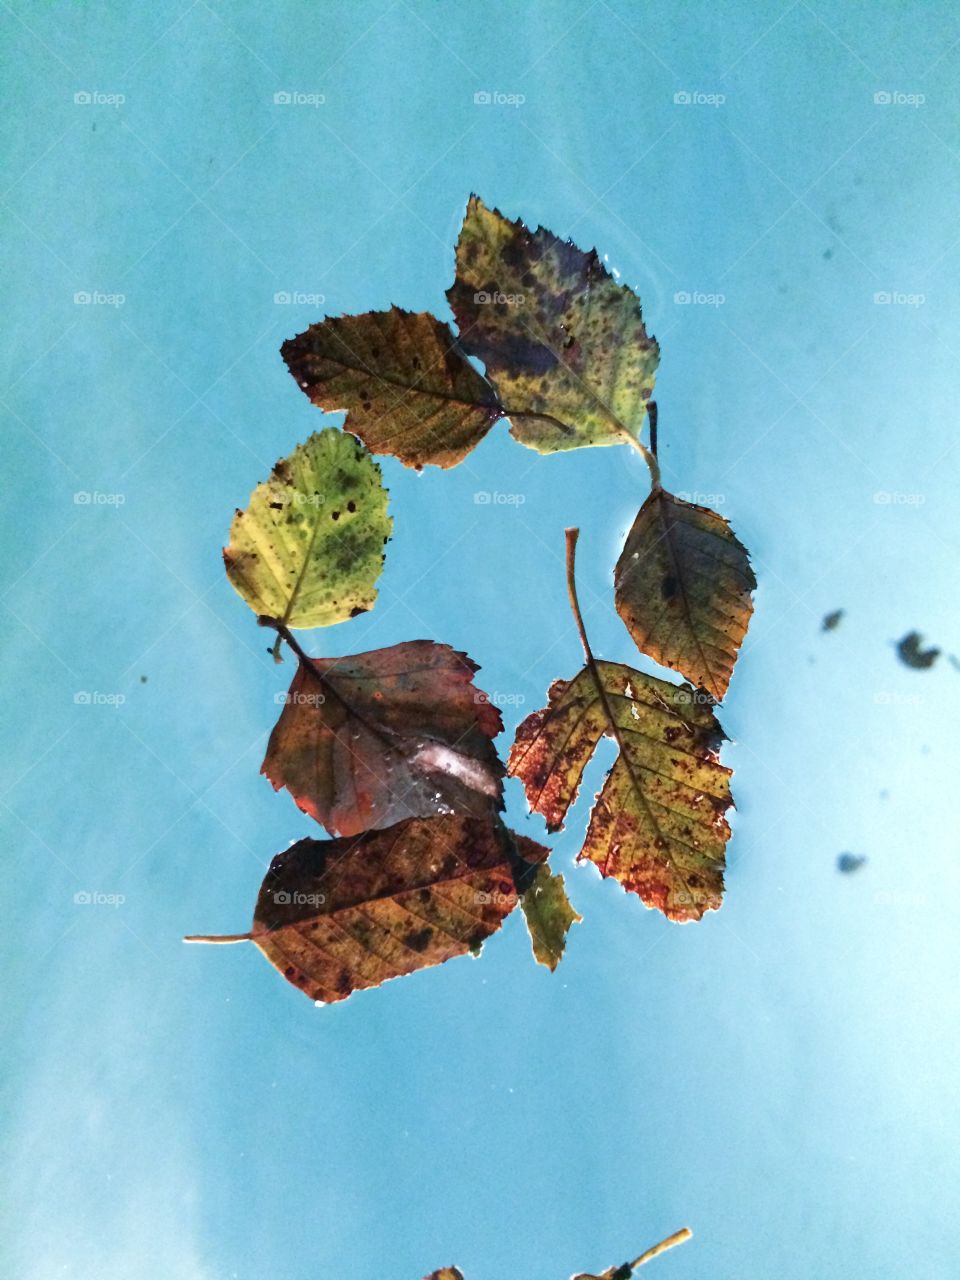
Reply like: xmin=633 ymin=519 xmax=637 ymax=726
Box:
xmin=221 ymin=816 xmax=546 ymax=1004
xmin=281 ymin=307 xmax=503 ymax=468
xmin=262 ymin=641 xmax=504 ymax=836
xmin=614 ymin=489 xmax=755 ymax=700
xmin=509 ymin=662 xmax=732 ymax=922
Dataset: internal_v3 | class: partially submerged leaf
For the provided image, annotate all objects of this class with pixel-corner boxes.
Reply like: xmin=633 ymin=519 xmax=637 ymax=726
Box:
xmin=509 ymin=662 xmax=731 ymax=922
xmin=423 ymin=1270 xmax=465 ymax=1280
xmin=897 ymin=630 xmax=939 ymax=669
xmin=281 ymin=308 xmax=503 ymax=469
xmin=447 ymin=195 xmax=659 ymax=453
xmin=262 ymin=640 xmax=504 ymax=836
xmin=521 ymin=863 xmax=581 ymax=970
xmin=614 ymin=489 xmax=755 ymax=701
xmin=186 ymin=816 xmax=548 ymax=1004
xmin=223 ymin=428 xmax=391 ymax=628
xmin=571 ymin=1228 xmax=694 ymax=1279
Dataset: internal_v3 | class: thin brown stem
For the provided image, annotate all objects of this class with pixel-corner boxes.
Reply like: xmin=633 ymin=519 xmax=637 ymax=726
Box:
xmin=647 ymin=400 xmax=658 ymax=459
xmin=258 ymin=616 xmax=316 ymax=670
xmin=629 ymin=1227 xmax=692 ymax=1269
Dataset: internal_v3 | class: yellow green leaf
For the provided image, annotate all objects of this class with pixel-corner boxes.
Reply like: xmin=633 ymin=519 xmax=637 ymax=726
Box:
xmin=614 ymin=489 xmax=755 ymax=700
xmin=223 ymin=428 xmax=392 ymax=629
xmin=281 ymin=307 xmax=503 ymax=468
xmin=447 ymin=195 xmax=659 ymax=454
xmin=520 ymin=863 xmax=581 ymax=970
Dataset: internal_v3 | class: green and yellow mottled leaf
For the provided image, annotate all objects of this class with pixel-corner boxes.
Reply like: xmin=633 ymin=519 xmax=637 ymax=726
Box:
xmin=447 ymin=195 xmax=659 ymax=453
xmin=614 ymin=489 xmax=755 ymax=700
xmin=509 ymin=662 xmax=731 ymax=922
xmin=223 ymin=428 xmax=392 ymax=629
xmin=520 ymin=862 xmax=581 ymax=970
xmin=281 ymin=307 xmax=503 ymax=468
xmin=186 ymin=816 xmax=548 ymax=1005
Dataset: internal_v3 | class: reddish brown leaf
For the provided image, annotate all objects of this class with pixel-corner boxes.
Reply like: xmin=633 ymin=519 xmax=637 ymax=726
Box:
xmin=262 ymin=641 xmax=505 ymax=836
xmin=187 ymin=816 xmax=548 ymax=1005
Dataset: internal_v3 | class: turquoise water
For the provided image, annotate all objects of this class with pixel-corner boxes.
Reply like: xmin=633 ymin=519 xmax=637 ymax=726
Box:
xmin=3 ymin=3 xmax=960 ymax=1277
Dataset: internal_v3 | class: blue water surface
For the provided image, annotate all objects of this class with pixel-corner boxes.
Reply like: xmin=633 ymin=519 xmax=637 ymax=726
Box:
xmin=3 ymin=3 xmax=959 ymax=1278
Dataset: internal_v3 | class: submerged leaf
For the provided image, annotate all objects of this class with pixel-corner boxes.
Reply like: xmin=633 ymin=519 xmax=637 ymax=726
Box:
xmin=614 ymin=489 xmax=755 ymax=700
xmin=521 ymin=863 xmax=581 ymax=970
xmin=897 ymin=630 xmax=939 ymax=669
xmin=223 ymin=428 xmax=392 ymax=628
xmin=188 ymin=816 xmax=547 ymax=1004
xmin=262 ymin=640 xmax=504 ymax=836
xmin=509 ymin=662 xmax=731 ymax=922
xmin=281 ymin=308 xmax=503 ymax=469
xmin=447 ymin=195 xmax=659 ymax=453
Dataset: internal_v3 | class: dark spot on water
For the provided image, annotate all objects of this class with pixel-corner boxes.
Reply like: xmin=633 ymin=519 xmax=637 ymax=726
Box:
xmin=897 ymin=631 xmax=939 ymax=669
xmin=822 ymin=609 xmax=844 ymax=631
xmin=837 ymin=853 xmax=867 ymax=874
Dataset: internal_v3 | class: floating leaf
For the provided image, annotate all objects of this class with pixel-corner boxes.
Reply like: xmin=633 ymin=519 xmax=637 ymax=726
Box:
xmin=822 ymin=608 xmax=844 ymax=631
xmin=447 ymin=195 xmax=659 ymax=454
xmin=510 ymin=662 xmax=731 ymax=921
xmin=423 ymin=1271 xmax=465 ymax=1280
xmin=223 ymin=428 xmax=392 ymax=629
xmin=897 ymin=630 xmax=939 ymax=669
xmin=614 ymin=489 xmax=755 ymax=701
xmin=281 ymin=308 xmax=503 ymax=469
xmin=262 ymin=640 xmax=504 ymax=836
xmin=186 ymin=816 xmax=548 ymax=1004
xmin=521 ymin=863 xmax=581 ymax=970
xmin=510 ymin=530 xmax=732 ymax=922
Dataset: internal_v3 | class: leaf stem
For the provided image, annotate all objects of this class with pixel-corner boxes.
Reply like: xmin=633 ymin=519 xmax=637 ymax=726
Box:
xmin=258 ymin=616 xmax=315 ymax=669
xmin=183 ymin=933 xmax=251 ymax=944
xmin=629 ymin=1227 xmax=692 ymax=1269
xmin=618 ymin=405 xmax=660 ymax=491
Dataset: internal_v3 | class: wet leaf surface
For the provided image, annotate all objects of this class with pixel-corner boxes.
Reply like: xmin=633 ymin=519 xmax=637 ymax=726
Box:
xmin=509 ymin=662 xmax=732 ymax=922
xmin=447 ymin=195 xmax=659 ymax=453
xmin=262 ymin=640 xmax=504 ymax=836
xmin=223 ymin=428 xmax=391 ymax=629
xmin=232 ymin=816 xmax=547 ymax=1004
xmin=897 ymin=631 xmax=940 ymax=669
xmin=281 ymin=308 xmax=503 ymax=469
xmin=520 ymin=862 xmax=581 ymax=970
xmin=614 ymin=489 xmax=755 ymax=701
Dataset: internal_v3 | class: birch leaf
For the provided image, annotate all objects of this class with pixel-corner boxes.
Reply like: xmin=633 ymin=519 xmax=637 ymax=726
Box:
xmin=262 ymin=640 xmax=504 ymax=836
xmin=186 ymin=816 xmax=548 ymax=1005
xmin=509 ymin=662 xmax=731 ymax=922
xmin=447 ymin=195 xmax=659 ymax=453
xmin=521 ymin=863 xmax=581 ymax=970
xmin=614 ymin=489 xmax=755 ymax=700
xmin=223 ymin=428 xmax=392 ymax=628
xmin=281 ymin=308 xmax=503 ymax=468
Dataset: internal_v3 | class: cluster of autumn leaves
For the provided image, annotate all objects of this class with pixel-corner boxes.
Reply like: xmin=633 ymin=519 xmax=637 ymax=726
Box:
xmin=187 ymin=195 xmax=756 ymax=1009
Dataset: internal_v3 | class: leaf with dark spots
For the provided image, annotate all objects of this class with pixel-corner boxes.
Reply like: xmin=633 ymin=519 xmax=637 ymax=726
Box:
xmin=185 ymin=816 xmax=548 ymax=1005
xmin=509 ymin=530 xmax=732 ymax=922
xmin=614 ymin=489 xmax=755 ymax=701
xmin=281 ymin=307 xmax=503 ymax=469
xmin=223 ymin=428 xmax=392 ymax=629
xmin=520 ymin=862 xmax=581 ymax=970
xmin=509 ymin=661 xmax=732 ymax=922
xmin=447 ymin=195 xmax=659 ymax=454
xmin=897 ymin=630 xmax=940 ymax=669
xmin=262 ymin=640 xmax=505 ymax=836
